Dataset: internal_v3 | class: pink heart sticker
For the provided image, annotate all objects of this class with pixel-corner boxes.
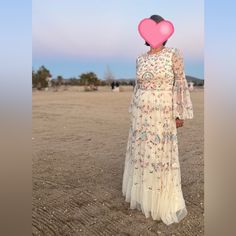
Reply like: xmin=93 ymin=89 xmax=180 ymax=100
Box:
xmin=138 ymin=18 xmax=174 ymax=48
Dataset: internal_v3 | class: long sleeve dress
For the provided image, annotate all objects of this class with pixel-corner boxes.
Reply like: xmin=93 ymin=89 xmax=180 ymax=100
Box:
xmin=122 ymin=47 xmax=193 ymax=226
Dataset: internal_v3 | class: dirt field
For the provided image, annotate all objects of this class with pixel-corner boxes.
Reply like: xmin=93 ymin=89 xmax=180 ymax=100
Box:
xmin=32 ymin=86 xmax=204 ymax=236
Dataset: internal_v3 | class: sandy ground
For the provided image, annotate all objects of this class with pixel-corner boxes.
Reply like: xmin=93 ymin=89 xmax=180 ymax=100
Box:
xmin=32 ymin=86 xmax=204 ymax=236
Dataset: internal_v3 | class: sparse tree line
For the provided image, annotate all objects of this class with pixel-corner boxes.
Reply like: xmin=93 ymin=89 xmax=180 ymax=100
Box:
xmin=32 ymin=65 xmax=203 ymax=91
xmin=32 ymin=65 xmax=134 ymax=90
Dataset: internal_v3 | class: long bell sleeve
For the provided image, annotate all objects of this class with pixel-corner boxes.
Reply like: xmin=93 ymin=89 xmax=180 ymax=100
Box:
xmin=172 ymin=48 xmax=194 ymax=120
xmin=128 ymin=58 xmax=139 ymax=113
xmin=128 ymin=81 xmax=138 ymax=113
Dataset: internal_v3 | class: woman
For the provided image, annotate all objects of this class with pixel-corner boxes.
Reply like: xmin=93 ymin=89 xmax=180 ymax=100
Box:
xmin=122 ymin=15 xmax=193 ymax=225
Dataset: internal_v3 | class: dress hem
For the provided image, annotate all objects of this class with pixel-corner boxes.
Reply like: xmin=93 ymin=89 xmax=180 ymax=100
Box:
xmin=122 ymin=192 xmax=188 ymax=225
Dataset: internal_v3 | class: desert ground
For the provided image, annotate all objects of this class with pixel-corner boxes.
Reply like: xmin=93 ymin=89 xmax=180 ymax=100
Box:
xmin=32 ymin=86 xmax=204 ymax=236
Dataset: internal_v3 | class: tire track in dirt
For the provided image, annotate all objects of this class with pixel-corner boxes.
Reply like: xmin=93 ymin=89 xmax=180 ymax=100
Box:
xmin=33 ymin=181 xmax=159 ymax=235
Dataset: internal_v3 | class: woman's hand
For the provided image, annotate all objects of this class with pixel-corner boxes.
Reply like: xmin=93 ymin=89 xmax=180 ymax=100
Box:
xmin=176 ymin=118 xmax=184 ymax=128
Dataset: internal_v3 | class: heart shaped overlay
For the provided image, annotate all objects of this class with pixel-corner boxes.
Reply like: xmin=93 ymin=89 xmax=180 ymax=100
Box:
xmin=138 ymin=18 xmax=174 ymax=48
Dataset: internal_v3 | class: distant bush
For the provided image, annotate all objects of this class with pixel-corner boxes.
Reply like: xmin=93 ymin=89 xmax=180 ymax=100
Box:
xmin=32 ymin=66 xmax=51 ymax=90
xmin=79 ymin=72 xmax=100 ymax=86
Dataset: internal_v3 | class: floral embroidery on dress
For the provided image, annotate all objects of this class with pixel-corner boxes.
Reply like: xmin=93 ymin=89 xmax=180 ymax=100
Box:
xmin=122 ymin=47 xmax=194 ymax=225
xmin=172 ymin=48 xmax=194 ymax=120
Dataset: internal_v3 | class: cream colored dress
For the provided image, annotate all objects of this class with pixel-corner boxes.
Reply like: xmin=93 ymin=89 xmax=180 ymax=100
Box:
xmin=122 ymin=47 xmax=194 ymax=225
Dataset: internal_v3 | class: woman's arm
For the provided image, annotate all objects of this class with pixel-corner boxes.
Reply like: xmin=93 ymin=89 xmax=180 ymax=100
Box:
xmin=128 ymin=81 xmax=138 ymax=113
xmin=128 ymin=58 xmax=139 ymax=113
xmin=172 ymin=48 xmax=194 ymax=121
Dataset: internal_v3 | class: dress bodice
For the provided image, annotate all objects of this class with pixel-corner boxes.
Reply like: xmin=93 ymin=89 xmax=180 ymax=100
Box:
xmin=136 ymin=47 xmax=175 ymax=91
xmin=130 ymin=47 xmax=194 ymax=120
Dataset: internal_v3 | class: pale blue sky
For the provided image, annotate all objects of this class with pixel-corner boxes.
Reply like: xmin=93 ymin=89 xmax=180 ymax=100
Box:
xmin=32 ymin=0 xmax=204 ymax=79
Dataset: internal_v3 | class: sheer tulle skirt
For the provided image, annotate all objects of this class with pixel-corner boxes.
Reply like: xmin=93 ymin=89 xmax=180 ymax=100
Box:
xmin=122 ymin=89 xmax=187 ymax=225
